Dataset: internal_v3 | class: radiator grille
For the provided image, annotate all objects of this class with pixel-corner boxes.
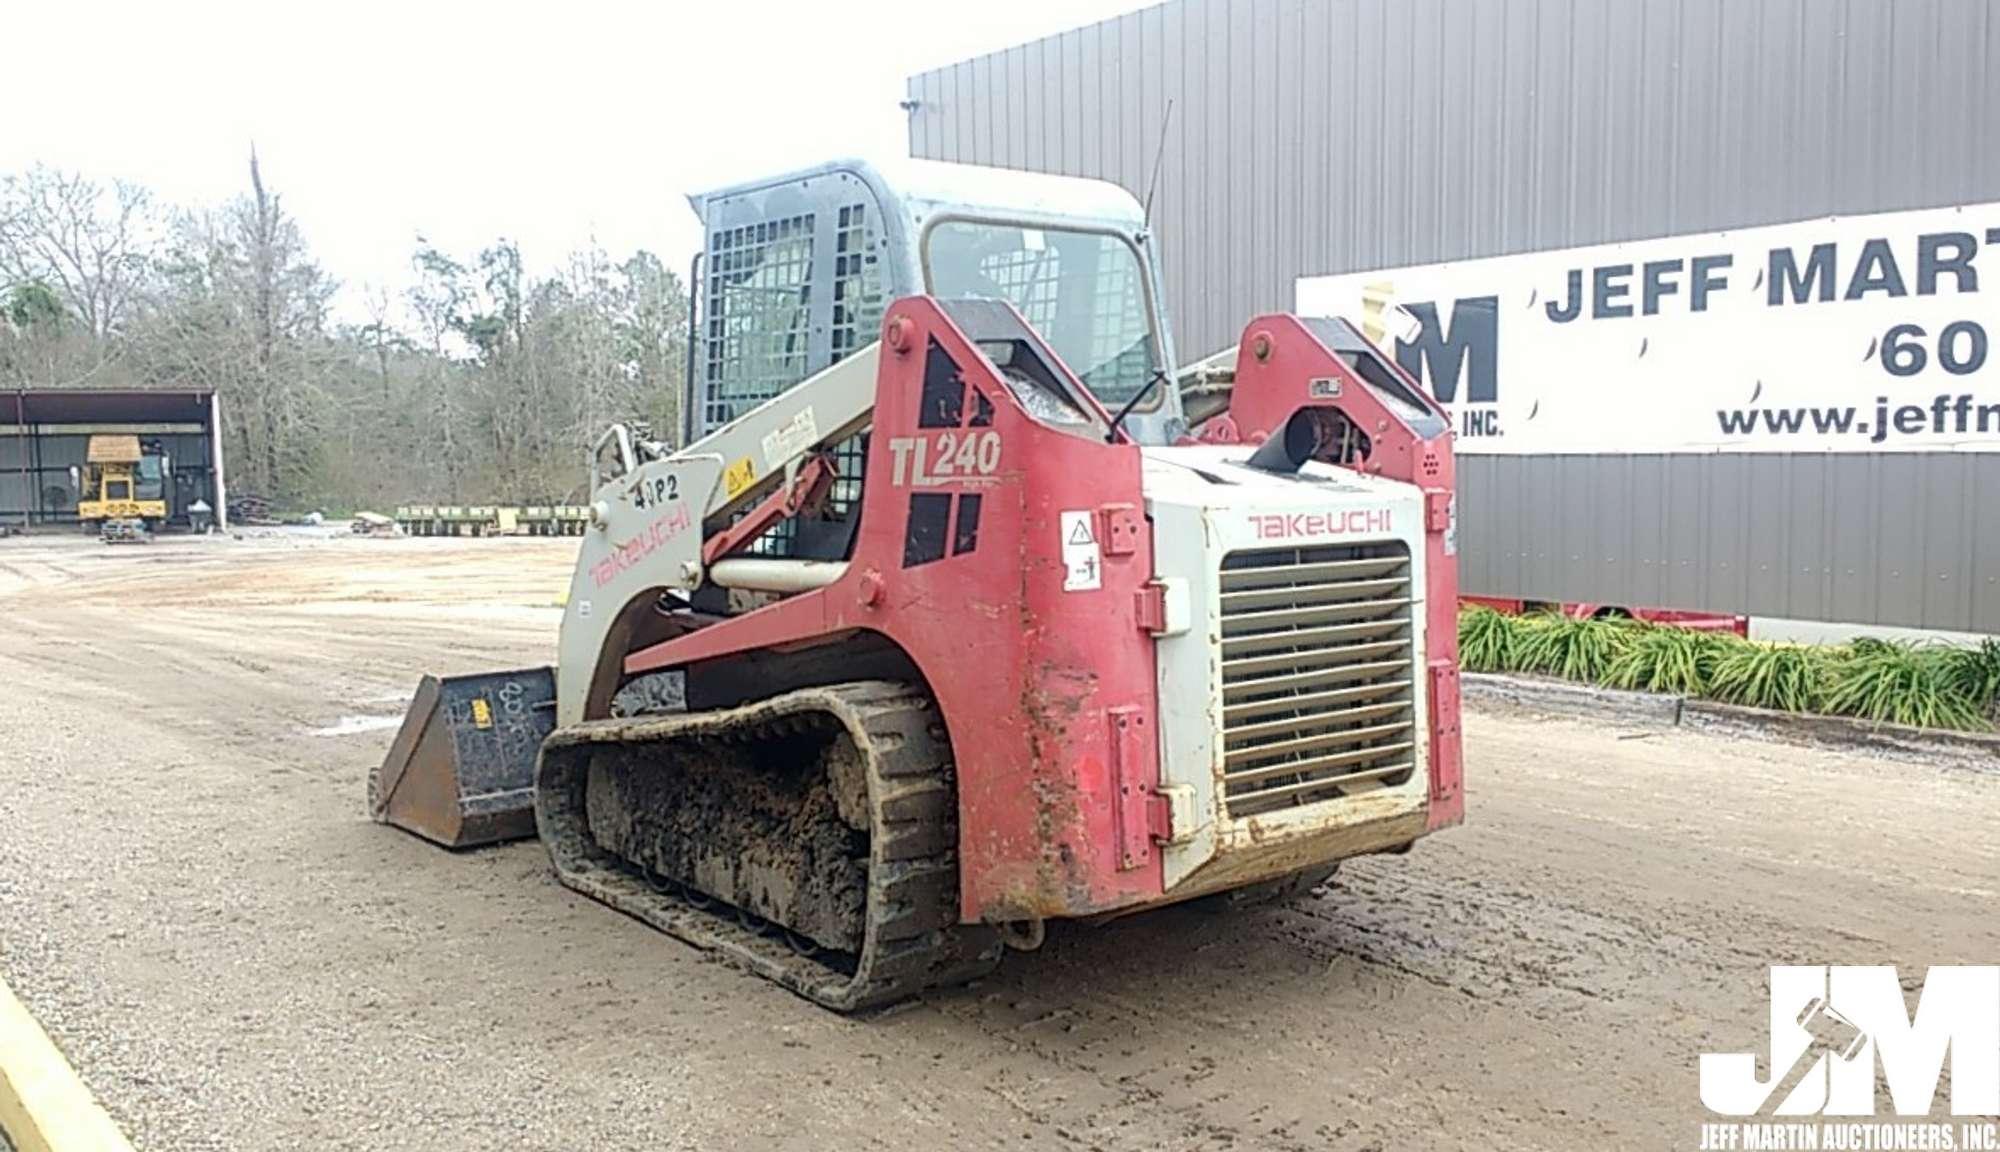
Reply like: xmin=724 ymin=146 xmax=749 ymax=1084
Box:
xmin=1218 ymin=541 xmax=1417 ymax=818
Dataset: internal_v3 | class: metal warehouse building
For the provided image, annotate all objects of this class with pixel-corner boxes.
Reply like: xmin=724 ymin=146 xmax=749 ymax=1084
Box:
xmin=905 ymin=0 xmax=2000 ymax=632
xmin=1 ymin=389 xmax=226 ymax=530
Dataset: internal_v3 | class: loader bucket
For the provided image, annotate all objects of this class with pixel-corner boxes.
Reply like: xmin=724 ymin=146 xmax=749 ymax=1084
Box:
xmin=369 ymin=667 xmax=557 ymax=849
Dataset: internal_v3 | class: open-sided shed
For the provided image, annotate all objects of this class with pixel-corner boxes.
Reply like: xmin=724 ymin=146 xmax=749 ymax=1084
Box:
xmin=0 ymin=389 xmax=226 ymax=530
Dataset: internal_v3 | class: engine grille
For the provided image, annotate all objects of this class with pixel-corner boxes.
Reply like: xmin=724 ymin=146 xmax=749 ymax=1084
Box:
xmin=1217 ymin=541 xmax=1418 ymax=818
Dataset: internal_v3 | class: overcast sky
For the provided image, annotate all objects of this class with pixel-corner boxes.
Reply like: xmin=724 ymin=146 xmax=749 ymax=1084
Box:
xmin=4 ymin=0 xmax=1146 ymax=319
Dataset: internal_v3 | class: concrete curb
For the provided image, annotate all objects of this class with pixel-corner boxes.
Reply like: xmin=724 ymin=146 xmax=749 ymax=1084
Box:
xmin=1463 ymin=672 xmax=2000 ymax=770
xmin=1461 ymin=673 xmax=1683 ymax=727
xmin=0 ymin=977 xmax=133 ymax=1152
xmin=1680 ymin=699 xmax=2000 ymax=765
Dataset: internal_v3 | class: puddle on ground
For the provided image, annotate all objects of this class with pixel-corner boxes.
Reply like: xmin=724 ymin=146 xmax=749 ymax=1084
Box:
xmin=309 ymin=715 xmax=403 ymax=737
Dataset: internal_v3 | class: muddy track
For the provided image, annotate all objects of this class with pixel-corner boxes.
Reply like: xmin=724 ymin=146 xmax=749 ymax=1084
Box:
xmin=538 ymin=682 xmax=1003 ymax=1011
xmin=0 ymin=533 xmax=1993 ymax=1151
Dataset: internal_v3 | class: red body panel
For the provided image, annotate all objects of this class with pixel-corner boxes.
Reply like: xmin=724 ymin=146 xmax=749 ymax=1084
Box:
xmin=1465 ymin=596 xmax=1749 ymax=636
xmin=620 ymin=305 xmax=1466 ymax=924
xmin=627 ymin=299 xmax=1166 ymax=922
xmin=1217 ymin=315 xmax=1464 ymax=831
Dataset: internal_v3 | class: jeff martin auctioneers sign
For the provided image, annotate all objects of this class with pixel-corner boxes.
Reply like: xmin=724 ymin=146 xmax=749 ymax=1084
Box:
xmin=1297 ymin=202 xmax=2000 ymax=456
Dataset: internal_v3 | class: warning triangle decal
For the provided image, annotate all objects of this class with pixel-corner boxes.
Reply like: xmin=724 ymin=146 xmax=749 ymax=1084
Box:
xmin=1068 ymin=520 xmax=1095 ymax=545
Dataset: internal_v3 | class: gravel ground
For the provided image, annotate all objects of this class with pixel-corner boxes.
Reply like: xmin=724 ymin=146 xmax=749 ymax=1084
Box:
xmin=1 ymin=532 xmax=1995 ymax=1150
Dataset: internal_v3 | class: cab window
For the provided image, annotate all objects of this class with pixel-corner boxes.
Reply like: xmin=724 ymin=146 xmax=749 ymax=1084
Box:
xmin=924 ymin=222 xmax=1161 ymax=410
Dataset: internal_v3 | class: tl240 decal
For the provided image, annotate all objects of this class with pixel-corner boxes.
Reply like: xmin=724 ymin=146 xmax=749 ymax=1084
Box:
xmin=888 ymin=431 xmax=1002 ymax=486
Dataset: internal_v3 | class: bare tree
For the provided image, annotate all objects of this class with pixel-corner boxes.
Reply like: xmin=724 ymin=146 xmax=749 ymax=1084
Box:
xmin=5 ymin=155 xmax=690 ymax=514
xmin=0 ymin=165 xmax=156 ymax=339
xmin=616 ymin=249 xmax=688 ymax=446
xmin=122 ymin=152 xmax=339 ymax=503
xmin=358 ymin=286 xmax=404 ymax=401
xmin=406 ymin=240 xmax=472 ymax=501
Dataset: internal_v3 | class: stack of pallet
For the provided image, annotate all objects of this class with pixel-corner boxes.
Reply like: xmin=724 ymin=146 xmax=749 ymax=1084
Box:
xmin=393 ymin=505 xmax=591 ymax=537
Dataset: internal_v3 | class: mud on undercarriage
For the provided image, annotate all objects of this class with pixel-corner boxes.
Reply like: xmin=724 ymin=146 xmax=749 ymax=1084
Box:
xmin=535 ymin=681 xmax=1003 ymax=1012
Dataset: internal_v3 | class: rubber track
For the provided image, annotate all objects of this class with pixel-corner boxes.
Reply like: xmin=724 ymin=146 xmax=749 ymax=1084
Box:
xmin=535 ymin=681 xmax=1002 ymax=1013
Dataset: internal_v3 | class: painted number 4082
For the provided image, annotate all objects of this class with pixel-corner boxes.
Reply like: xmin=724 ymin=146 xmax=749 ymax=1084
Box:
xmin=889 ymin=431 xmax=1001 ymax=486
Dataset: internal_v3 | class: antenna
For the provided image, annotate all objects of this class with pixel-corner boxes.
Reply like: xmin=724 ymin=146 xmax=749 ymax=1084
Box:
xmin=1142 ymin=98 xmax=1175 ymax=225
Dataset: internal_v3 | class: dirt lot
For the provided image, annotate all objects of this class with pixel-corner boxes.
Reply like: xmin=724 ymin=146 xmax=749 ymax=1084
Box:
xmin=1 ymin=532 xmax=1995 ymax=1151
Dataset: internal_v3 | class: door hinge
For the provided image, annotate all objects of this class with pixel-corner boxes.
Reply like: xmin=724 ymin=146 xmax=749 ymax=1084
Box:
xmin=1424 ymin=488 xmax=1453 ymax=532
xmin=1427 ymin=659 xmax=1464 ymax=829
xmin=1134 ymin=577 xmax=1190 ymax=636
xmin=1151 ymin=783 xmax=1196 ymax=846
xmin=1109 ymin=706 xmax=1153 ymax=870
xmin=1101 ymin=504 xmax=1143 ymax=556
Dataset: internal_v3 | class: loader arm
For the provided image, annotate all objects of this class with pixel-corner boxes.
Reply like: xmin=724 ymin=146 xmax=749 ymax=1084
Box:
xmin=655 ymin=344 xmax=882 ymax=540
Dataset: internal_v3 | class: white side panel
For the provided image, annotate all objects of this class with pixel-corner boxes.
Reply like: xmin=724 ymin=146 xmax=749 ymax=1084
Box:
xmin=1148 ymin=495 xmax=1219 ymax=888
xmin=1202 ymin=487 xmax=1432 ymax=854
xmin=1144 ymin=445 xmax=1433 ymax=893
xmin=556 ymin=455 xmax=724 ymax=725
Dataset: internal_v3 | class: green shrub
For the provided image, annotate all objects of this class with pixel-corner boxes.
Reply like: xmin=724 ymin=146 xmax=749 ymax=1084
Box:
xmin=1707 ymin=642 xmax=1829 ymax=713
xmin=1452 ymin=605 xmax=2000 ymax=733
xmin=1602 ymin=625 xmax=1727 ymax=695
xmin=1821 ymin=641 xmax=1988 ymax=731
xmin=1933 ymin=639 xmax=2000 ymax=717
xmin=1511 ymin=613 xmax=1633 ymax=682
xmin=1457 ymin=605 xmax=1518 ymax=673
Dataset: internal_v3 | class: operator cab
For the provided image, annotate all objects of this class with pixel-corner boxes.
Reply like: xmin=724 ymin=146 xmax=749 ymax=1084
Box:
xmin=134 ymin=452 xmax=166 ymax=503
xmin=687 ymin=157 xmax=1182 ymax=448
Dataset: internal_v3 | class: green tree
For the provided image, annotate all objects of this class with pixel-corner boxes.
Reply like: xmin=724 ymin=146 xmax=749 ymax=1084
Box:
xmin=3 ymin=281 xmax=65 ymax=328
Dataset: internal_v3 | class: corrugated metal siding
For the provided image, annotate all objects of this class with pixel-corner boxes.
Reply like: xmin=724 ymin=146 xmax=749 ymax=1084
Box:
xmin=910 ymin=0 xmax=2000 ymax=360
xmin=1458 ymin=455 xmax=2000 ymax=634
xmin=908 ymin=0 xmax=2000 ymax=631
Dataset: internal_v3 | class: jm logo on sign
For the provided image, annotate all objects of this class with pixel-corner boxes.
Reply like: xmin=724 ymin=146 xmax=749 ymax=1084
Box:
xmin=1700 ymin=966 xmax=2000 ymax=1116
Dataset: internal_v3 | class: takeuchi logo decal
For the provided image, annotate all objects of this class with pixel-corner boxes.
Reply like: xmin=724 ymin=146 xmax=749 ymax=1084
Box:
xmin=1250 ymin=509 xmax=1393 ymax=541
xmin=1696 ymin=966 xmax=1999 ymax=1151
xmin=591 ymin=504 xmax=692 ymax=589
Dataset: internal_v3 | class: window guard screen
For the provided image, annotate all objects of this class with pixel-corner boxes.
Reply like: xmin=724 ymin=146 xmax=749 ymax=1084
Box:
xmin=925 ymin=221 xmax=1160 ymax=409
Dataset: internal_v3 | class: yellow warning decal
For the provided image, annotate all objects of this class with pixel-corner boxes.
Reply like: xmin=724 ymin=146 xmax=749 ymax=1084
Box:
xmin=723 ymin=456 xmax=758 ymax=499
xmin=470 ymin=698 xmax=493 ymax=729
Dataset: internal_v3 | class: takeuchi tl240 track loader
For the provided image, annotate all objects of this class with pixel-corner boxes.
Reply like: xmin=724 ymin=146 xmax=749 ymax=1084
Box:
xmin=371 ymin=159 xmax=1463 ymax=1011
